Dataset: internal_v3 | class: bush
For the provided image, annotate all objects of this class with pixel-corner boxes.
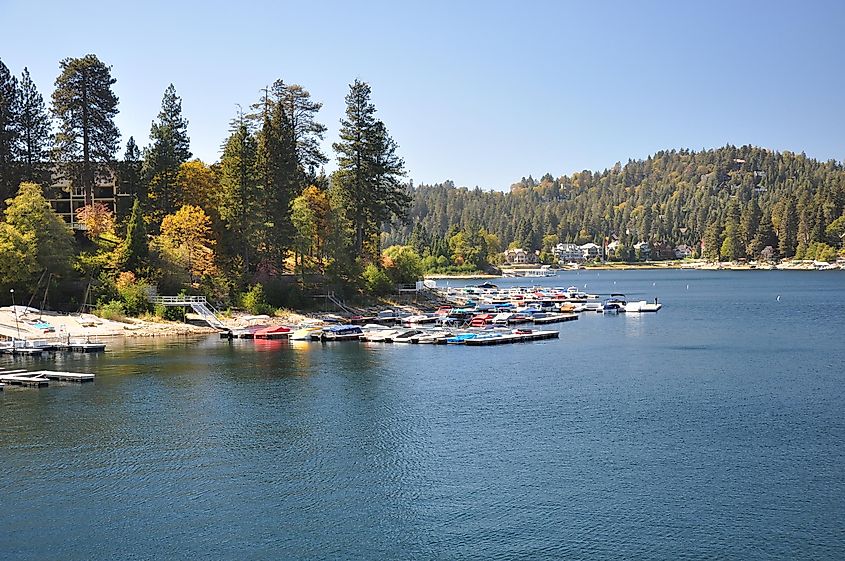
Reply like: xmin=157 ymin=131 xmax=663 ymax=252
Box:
xmin=153 ymin=303 xmax=185 ymax=321
xmin=96 ymin=299 xmax=126 ymax=321
xmin=362 ymin=264 xmax=393 ymax=295
xmin=239 ymin=284 xmax=273 ymax=315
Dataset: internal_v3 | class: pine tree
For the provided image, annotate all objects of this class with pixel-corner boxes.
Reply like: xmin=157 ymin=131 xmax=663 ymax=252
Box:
xmin=750 ymin=212 xmax=777 ymax=258
xmin=332 ymin=80 xmax=408 ymax=260
xmin=52 ymin=54 xmax=120 ymax=206
xmin=219 ymin=118 xmax=259 ymax=275
xmin=116 ymin=197 xmax=148 ymax=272
xmin=777 ymin=198 xmax=798 ymax=257
xmin=119 ymin=137 xmax=143 ymax=222
xmin=720 ymin=199 xmax=743 ymax=261
xmin=0 ymin=58 xmax=20 ymax=203
xmin=144 ymin=84 xmax=191 ymax=226
xmin=739 ymin=196 xmax=761 ymax=255
xmin=15 ymin=68 xmax=51 ymax=182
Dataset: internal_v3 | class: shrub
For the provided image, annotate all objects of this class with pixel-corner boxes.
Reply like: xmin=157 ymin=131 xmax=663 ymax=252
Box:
xmin=239 ymin=284 xmax=272 ymax=315
xmin=96 ymin=299 xmax=126 ymax=321
xmin=362 ymin=264 xmax=393 ymax=295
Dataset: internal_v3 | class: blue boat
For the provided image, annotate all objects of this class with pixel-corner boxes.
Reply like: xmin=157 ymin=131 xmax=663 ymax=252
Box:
xmin=446 ymin=333 xmax=477 ymax=344
xmin=320 ymin=325 xmax=364 ymax=341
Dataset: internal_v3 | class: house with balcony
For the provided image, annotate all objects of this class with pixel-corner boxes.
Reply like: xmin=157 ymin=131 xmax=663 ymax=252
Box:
xmin=41 ymin=165 xmax=131 ymax=230
xmin=503 ymin=248 xmax=537 ymax=265
xmin=553 ymin=243 xmax=583 ymax=263
xmin=580 ymin=242 xmax=603 ymax=261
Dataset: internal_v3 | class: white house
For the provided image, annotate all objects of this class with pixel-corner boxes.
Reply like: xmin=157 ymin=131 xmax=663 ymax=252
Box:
xmin=553 ymin=243 xmax=583 ymax=263
xmin=580 ymin=242 xmax=603 ymax=260
xmin=633 ymin=241 xmax=651 ymax=257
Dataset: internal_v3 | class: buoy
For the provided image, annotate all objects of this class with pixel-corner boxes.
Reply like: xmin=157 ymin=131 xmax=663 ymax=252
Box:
xmin=686 ymin=284 xmax=689 ymax=290
xmin=652 ymin=282 xmax=656 ymax=286
xmin=777 ymin=295 xmax=781 ymax=301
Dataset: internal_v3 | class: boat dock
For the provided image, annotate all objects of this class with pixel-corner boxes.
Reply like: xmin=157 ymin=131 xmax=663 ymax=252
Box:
xmin=464 ymin=330 xmax=560 ymax=346
xmin=532 ymin=313 xmax=578 ymax=325
xmin=0 ymin=368 xmax=95 ymax=388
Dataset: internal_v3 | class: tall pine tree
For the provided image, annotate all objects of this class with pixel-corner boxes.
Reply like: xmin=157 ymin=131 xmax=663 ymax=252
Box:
xmin=219 ymin=116 xmax=259 ymax=276
xmin=144 ymin=84 xmax=191 ymax=226
xmin=0 ymin=58 xmax=20 ymax=203
xmin=15 ymin=68 xmax=51 ymax=182
xmin=52 ymin=54 xmax=120 ymax=206
xmin=332 ymin=80 xmax=408 ymax=260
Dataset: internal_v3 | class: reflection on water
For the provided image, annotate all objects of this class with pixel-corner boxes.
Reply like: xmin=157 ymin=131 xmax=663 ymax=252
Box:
xmin=1 ymin=271 xmax=844 ymax=561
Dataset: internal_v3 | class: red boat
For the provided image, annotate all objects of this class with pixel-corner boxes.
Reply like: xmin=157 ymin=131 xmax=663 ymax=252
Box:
xmin=253 ymin=325 xmax=291 ymax=339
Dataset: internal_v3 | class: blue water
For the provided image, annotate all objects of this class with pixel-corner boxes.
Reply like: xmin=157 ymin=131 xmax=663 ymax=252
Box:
xmin=1 ymin=270 xmax=843 ymax=560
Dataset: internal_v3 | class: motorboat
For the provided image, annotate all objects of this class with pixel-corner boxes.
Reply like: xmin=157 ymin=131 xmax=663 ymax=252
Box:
xmin=624 ymin=299 xmax=662 ymax=313
xmin=253 ymin=325 xmax=291 ymax=339
xmin=392 ymin=329 xmax=425 ymax=343
xmin=320 ymin=325 xmax=364 ymax=341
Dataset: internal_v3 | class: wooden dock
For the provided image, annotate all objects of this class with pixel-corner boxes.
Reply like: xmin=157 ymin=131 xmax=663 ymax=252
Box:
xmin=532 ymin=313 xmax=578 ymax=325
xmin=464 ymin=330 xmax=560 ymax=346
xmin=0 ymin=368 xmax=95 ymax=388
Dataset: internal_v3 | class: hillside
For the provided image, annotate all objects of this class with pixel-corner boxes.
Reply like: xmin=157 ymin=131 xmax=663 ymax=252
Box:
xmin=387 ymin=145 xmax=845 ymax=261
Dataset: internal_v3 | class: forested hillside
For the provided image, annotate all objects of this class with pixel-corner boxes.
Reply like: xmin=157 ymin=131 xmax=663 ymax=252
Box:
xmin=388 ymin=146 xmax=845 ymax=263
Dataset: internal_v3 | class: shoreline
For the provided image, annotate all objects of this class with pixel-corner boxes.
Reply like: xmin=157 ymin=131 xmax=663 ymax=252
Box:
xmin=426 ymin=260 xmax=842 ymax=278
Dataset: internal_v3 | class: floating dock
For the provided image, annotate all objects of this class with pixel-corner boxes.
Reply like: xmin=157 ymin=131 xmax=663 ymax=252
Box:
xmin=0 ymin=368 xmax=95 ymax=388
xmin=464 ymin=330 xmax=560 ymax=346
xmin=532 ymin=313 xmax=578 ymax=325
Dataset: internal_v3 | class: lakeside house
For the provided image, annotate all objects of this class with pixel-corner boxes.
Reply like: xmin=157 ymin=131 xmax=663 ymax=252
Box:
xmin=553 ymin=243 xmax=583 ymax=263
xmin=27 ymin=165 xmax=131 ymax=230
xmin=580 ymin=242 xmax=603 ymax=261
xmin=503 ymin=248 xmax=537 ymax=265
xmin=674 ymin=244 xmax=693 ymax=259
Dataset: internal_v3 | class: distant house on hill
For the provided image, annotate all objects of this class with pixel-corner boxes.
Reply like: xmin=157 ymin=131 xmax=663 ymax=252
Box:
xmin=503 ymin=248 xmax=537 ymax=265
xmin=580 ymin=242 xmax=603 ymax=261
xmin=633 ymin=241 xmax=651 ymax=259
xmin=553 ymin=243 xmax=583 ymax=263
xmin=760 ymin=246 xmax=776 ymax=262
xmin=674 ymin=244 xmax=693 ymax=259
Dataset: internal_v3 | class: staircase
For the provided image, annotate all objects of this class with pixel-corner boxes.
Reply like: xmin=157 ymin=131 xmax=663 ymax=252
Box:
xmin=150 ymin=295 xmax=227 ymax=331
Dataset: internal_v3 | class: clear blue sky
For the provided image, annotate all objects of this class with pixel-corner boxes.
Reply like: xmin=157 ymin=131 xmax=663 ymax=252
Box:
xmin=2 ymin=0 xmax=843 ymax=189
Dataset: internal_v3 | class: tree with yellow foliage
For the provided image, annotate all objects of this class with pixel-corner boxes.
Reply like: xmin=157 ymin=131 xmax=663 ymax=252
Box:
xmin=156 ymin=205 xmax=215 ymax=285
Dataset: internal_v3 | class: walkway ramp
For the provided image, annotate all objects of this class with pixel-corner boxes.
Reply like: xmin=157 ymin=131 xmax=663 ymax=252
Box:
xmin=150 ymin=295 xmax=228 ymax=330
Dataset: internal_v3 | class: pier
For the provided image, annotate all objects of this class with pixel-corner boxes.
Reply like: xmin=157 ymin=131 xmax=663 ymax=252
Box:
xmin=464 ymin=330 xmax=560 ymax=346
xmin=0 ymin=368 xmax=95 ymax=388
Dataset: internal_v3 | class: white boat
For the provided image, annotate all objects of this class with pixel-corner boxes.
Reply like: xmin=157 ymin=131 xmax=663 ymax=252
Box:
xmin=392 ymin=329 xmax=424 ymax=343
xmin=624 ymin=299 xmax=662 ymax=313
xmin=362 ymin=329 xmax=401 ymax=342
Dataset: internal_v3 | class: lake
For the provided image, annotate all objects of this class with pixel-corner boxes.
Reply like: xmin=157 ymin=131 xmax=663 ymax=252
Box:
xmin=1 ymin=270 xmax=844 ymax=560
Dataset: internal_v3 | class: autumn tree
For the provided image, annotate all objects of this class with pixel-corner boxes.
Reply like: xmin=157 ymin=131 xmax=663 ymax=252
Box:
xmin=177 ymin=159 xmax=219 ymax=215
xmin=52 ymin=54 xmax=120 ymax=206
xmin=0 ymin=222 xmax=39 ymax=288
xmin=75 ymin=202 xmax=115 ymax=240
xmin=156 ymin=204 xmax=216 ymax=285
xmin=14 ymin=68 xmax=51 ymax=182
xmin=4 ymin=182 xmax=74 ymax=275
xmin=144 ymin=84 xmax=191 ymax=225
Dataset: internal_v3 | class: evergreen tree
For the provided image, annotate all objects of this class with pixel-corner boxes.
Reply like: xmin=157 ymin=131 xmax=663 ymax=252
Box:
xmin=116 ymin=197 xmax=148 ymax=271
xmin=720 ymin=199 xmax=743 ymax=261
xmin=51 ymin=54 xmax=120 ymax=206
xmin=332 ymin=80 xmax=408 ymax=260
xmin=144 ymin=84 xmax=191 ymax=225
xmin=739 ymin=196 xmax=761 ymax=255
xmin=777 ymin=198 xmax=798 ymax=257
xmin=0 ymin=58 xmax=20 ymax=203
xmin=15 ymin=68 xmax=51 ymax=182
xmin=750 ymin=212 xmax=777 ymax=257
xmin=702 ymin=219 xmax=722 ymax=261
xmin=119 ymin=137 xmax=143 ymax=220
xmin=219 ymin=118 xmax=259 ymax=275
